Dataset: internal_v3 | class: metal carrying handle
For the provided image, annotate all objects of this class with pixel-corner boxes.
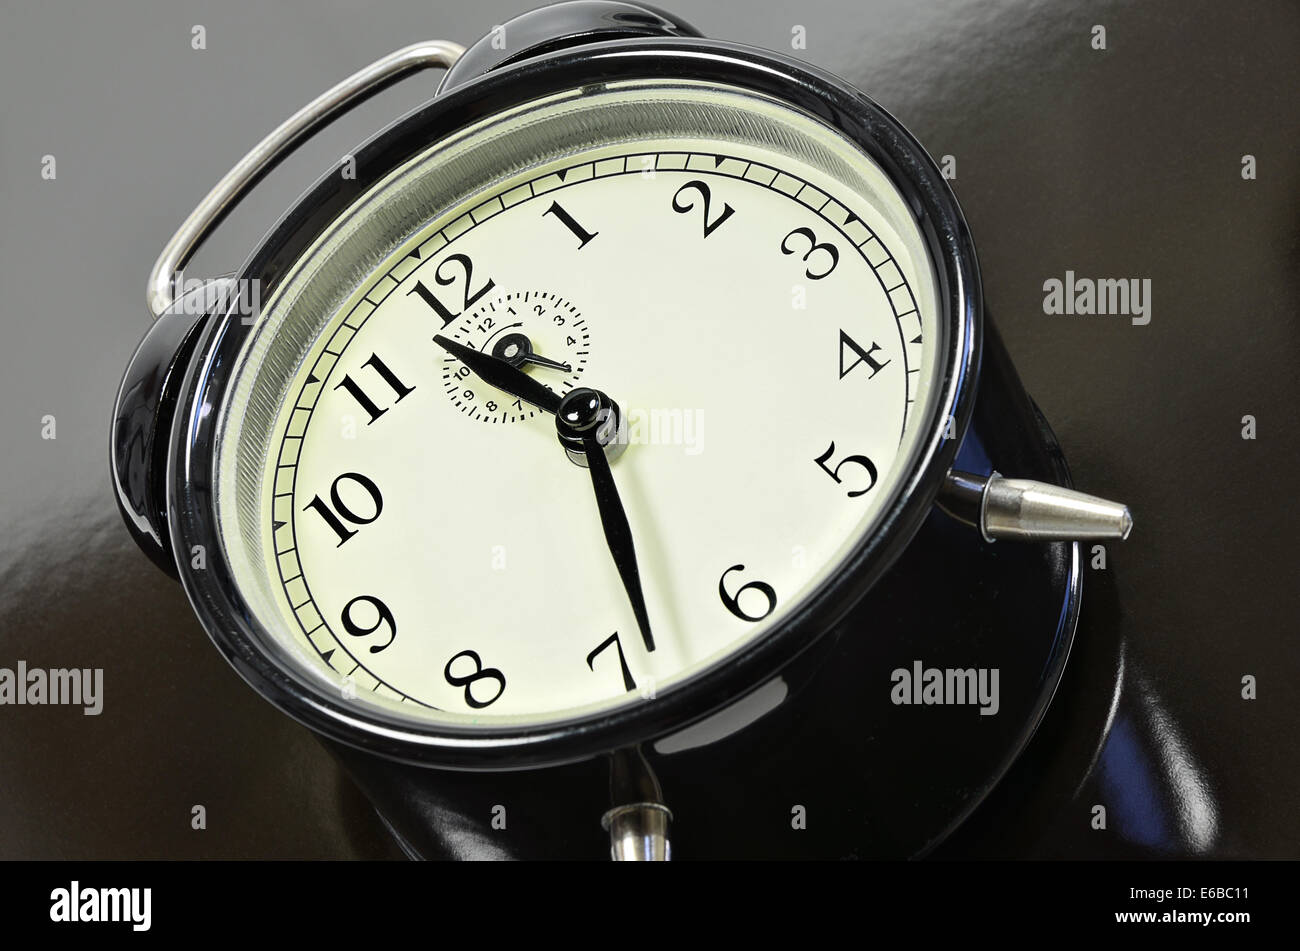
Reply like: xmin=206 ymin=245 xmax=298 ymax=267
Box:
xmin=147 ymin=40 xmax=465 ymax=318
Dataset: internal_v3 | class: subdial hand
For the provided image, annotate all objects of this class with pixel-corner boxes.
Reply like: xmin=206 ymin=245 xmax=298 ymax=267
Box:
xmin=492 ymin=332 xmax=572 ymax=373
xmin=523 ymin=353 xmax=573 ymax=373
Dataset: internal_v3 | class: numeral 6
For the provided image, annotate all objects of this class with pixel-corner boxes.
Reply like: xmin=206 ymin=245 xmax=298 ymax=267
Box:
xmin=718 ymin=564 xmax=777 ymax=622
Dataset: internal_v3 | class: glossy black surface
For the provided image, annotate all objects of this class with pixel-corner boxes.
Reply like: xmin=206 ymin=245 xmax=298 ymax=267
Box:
xmin=437 ymin=0 xmax=702 ymax=93
xmin=160 ymin=32 xmax=981 ymax=769
xmin=109 ymin=285 xmax=218 ymax=577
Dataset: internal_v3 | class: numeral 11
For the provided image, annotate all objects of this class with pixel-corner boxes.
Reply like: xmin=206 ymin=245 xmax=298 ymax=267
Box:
xmin=333 ymin=353 xmax=415 ymax=424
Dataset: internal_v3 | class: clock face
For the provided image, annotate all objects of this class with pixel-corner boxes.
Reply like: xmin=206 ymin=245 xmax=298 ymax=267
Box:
xmin=214 ymin=79 xmax=945 ymax=729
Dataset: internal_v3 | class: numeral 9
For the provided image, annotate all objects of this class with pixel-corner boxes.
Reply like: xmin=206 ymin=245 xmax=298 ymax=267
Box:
xmin=341 ymin=595 xmax=396 ymax=654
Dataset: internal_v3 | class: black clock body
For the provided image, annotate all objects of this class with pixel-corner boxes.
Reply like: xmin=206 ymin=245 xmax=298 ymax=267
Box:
xmin=111 ymin=2 xmax=1089 ymax=857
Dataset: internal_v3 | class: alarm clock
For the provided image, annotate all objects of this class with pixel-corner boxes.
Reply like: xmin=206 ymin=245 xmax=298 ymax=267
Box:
xmin=111 ymin=1 xmax=1132 ymax=860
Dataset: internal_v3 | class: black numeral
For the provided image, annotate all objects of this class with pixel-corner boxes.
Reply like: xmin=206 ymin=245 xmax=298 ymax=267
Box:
xmin=587 ymin=632 xmax=636 ymax=692
xmin=814 ymin=442 xmax=878 ymax=497
xmin=672 ymin=180 xmax=735 ymax=238
xmin=544 ymin=200 xmax=598 ymax=248
xmin=781 ymin=226 xmax=839 ymax=280
xmin=407 ymin=253 xmax=495 ymax=325
xmin=719 ymin=564 xmax=777 ymax=622
xmin=334 ymin=353 xmax=414 ymax=424
xmin=303 ymin=472 xmax=383 ymax=545
xmin=341 ymin=595 xmax=396 ymax=654
xmin=444 ymin=650 xmax=507 ymax=709
xmin=839 ymin=330 xmax=890 ymax=379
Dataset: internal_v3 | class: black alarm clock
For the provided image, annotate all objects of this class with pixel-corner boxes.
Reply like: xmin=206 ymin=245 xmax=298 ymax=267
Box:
xmin=111 ymin=1 xmax=1131 ymax=860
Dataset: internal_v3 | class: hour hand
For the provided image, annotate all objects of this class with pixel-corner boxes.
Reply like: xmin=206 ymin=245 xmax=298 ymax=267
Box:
xmin=433 ymin=334 xmax=561 ymax=414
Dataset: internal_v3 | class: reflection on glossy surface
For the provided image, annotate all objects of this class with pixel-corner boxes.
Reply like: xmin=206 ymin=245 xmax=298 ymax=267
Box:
xmin=111 ymin=285 xmax=221 ymax=577
xmin=1098 ymin=668 xmax=1218 ymax=854
xmin=652 ymin=678 xmax=788 ymax=755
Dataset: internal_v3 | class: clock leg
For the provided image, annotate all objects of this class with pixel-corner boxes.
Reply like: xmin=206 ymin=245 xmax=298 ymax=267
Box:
xmin=603 ymin=746 xmax=672 ymax=861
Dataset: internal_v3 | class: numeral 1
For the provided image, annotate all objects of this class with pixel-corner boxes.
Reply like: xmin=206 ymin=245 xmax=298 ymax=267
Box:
xmin=544 ymin=200 xmax=598 ymax=248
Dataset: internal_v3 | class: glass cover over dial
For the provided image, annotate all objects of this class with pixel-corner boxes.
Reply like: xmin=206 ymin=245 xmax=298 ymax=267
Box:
xmin=214 ymin=78 xmax=944 ymax=728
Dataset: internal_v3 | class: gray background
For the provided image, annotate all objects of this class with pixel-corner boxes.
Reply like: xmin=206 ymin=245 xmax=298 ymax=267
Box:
xmin=0 ymin=0 xmax=1296 ymax=858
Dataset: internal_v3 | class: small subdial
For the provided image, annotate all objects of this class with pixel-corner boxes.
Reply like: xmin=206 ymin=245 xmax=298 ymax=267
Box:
xmin=440 ymin=291 xmax=590 ymax=423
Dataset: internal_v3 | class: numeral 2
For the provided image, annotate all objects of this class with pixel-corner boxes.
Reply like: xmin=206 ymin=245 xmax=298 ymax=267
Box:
xmin=672 ymin=180 xmax=735 ymax=238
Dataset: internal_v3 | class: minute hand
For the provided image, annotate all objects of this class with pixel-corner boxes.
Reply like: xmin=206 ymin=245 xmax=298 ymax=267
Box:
xmin=582 ymin=432 xmax=656 ymax=653
xmin=433 ymin=334 xmax=562 ymax=414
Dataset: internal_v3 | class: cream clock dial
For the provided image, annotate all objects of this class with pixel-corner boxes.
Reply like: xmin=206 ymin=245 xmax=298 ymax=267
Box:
xmin=253 ymin=134 xmax=935 ymax=723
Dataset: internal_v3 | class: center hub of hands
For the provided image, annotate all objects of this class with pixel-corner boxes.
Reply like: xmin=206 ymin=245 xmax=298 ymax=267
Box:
xmin=556 ymin=387 xmax=627 ymax=467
